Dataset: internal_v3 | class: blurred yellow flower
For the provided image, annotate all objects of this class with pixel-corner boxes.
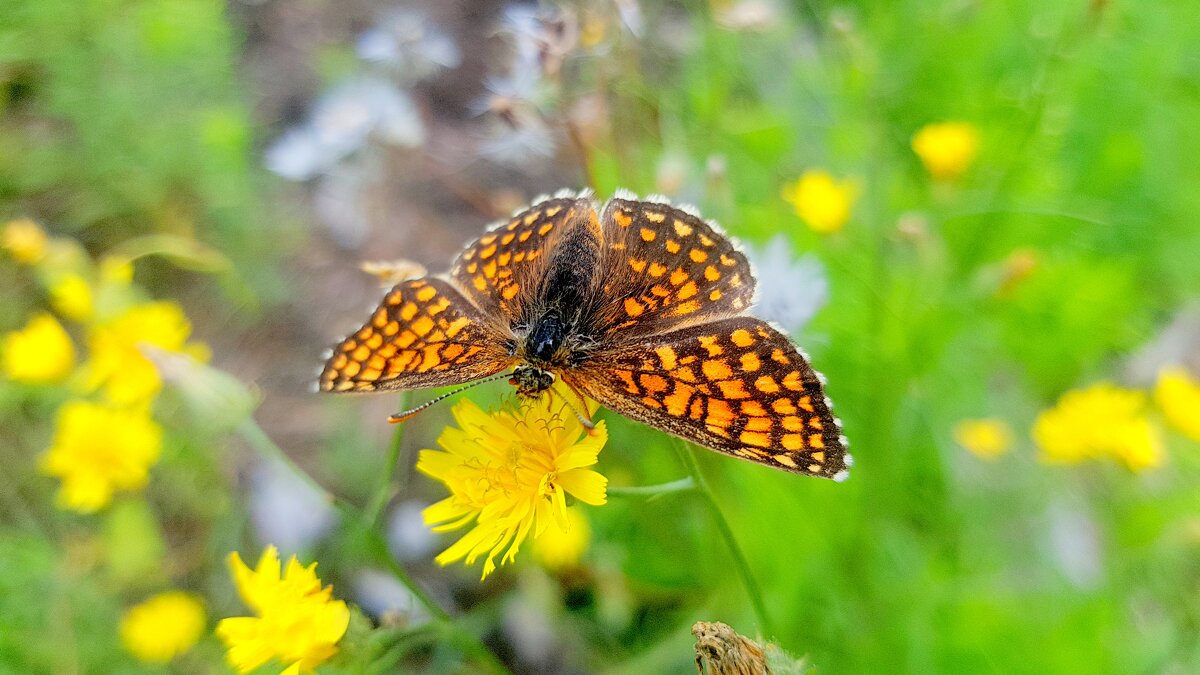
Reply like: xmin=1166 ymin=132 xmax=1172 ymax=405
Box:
xmin=532 ymin=506 xmax=591 ymax=571
xmin=86 ymin=301 xmax=206 ymax=406
xmin=1155 ymin=366 xmax=1200 ymax=441
xmin=2 ymin=218 xmax=48 ymax=264
xmin=2 ymin=313 xmax=76 ymax=384
xmin=120 ymin=591 xmax=206 ymax=663
xmin=1033 ymin=382 xmax=1163 ymax=472
xmin=418 ymin=394 xmax=608 ymax=579
xmin=50 ymin=274 xmax=95 ymax=322
xmin=912 ymin=121 xmax=980 ymax=180
xmin=953 ymin=418 xmax=1013 ymax=460
xmin=781 ymin=170 xmax=857 ymax=234
xmin=216 ymin=546 xmax=350 ymax=675
xmin=39 ymin=400 xmax=163 ymax=513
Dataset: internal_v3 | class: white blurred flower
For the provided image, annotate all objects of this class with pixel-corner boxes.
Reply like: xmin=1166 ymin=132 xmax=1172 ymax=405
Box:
xmin=747 ymin=234 xmax=829 ymax=334
xmin=480 ymin=112 xmax=556 ymax=168
xmin=499 ymin=4 xmax=577 ymax=77
xmin=1046 ymin=499 xmax=1104 ymax=589
xmin=313 ymin=164 xmax=373 ymax=249
xmin=265 ymin=77 xmax=424 ymax=181
xmin=351 ymin=569 xmax=431 ymax=626
xmin=356 ymin=9 xmax=461 ymax=81
xmin=387 ymin=500 xmax=438 ymax=563
xmin=249 ymin=459 xmax=337 ymax=555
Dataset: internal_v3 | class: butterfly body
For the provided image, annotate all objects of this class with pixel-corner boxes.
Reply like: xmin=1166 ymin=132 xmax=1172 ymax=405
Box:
xmin=320 ymin=190 xmax=851 ymax=480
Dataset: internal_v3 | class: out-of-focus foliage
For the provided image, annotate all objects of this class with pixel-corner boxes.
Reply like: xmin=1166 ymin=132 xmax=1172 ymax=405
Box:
xmin=2 ymin=1 xmax=1200 ymax=674
xmin=0 ymin=0 xmax=277 ymax=297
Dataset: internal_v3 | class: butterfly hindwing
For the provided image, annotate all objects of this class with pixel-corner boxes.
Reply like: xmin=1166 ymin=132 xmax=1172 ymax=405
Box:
xmin=319 ymin=277 xmax=512 ymax=393
xmin=567 ymin=316 xmax=849 ymax=479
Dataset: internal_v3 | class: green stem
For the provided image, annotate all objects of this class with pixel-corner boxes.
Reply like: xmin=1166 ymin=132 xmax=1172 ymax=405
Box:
xmin=364 ymin=393 xmax=410 ymax=528
xmin=236 ymin=418 xmax=510 ymax=674
xmin=672 ymin=440 xmax=774 ymax=637
xmin=608 ymin=477 xmax=695 ymax=498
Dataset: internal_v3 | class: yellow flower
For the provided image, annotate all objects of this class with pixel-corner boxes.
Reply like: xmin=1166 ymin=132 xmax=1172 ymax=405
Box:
xmin=1033 ymin=382 xmax=1163 ymax=471
xmin=1156 ymin=366 xmax=1200 ymax=441
xmin=2 ymin=313 xmax=76 ymax=384
xmin=50 ymin=274 xmax=95 ymax=322
xmin=120 ymin=591 xmax=206 ymax=663
xmin=85 ymin=301 xmax=206 ymax=406
xmin=781 ymin=170 xmax=857 ymax=234
xmin=953 ymin=418 xmax=1013 ymax=460
xmin=532 ymin=507 xmax=591 ymax=571
xmin=216 ymin=546 xmax=350 ymax=674
xmin=912 ymin=121 xmax=980 ymax=180
xmin=2 ymin=218 xmax=48 ymax=264
xmin=418 ymin=393 xmax=608 ymax=579
xmin=39 ymin=400 xmax=162 ymax=513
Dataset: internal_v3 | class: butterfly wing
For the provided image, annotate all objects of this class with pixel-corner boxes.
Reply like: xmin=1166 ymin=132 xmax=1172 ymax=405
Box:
xmin=566 ymin=316 xmax=850 ymax=479
xmin=594 ymin=196 xmax=756 ymax=340
xmin=448 ymin=194 xmax=596 ymax=325
xmin=319 ymin=277 xmax=513 ymax=393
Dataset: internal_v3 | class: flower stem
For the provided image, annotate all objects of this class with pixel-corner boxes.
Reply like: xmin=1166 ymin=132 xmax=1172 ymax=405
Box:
xmin=673 ymin=439 xmax=774 ymax=637
xmin=364 ymin=393 xmax=410 ymax=528
xmin=608 ymin=477 xmax=695 ymax=498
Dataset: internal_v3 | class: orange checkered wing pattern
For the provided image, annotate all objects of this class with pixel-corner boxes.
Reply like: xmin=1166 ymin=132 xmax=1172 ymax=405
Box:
xmin=597 ymin=197 xmax=756 ymax=339
xmin=319 ymin=277 xmax=513 ymax=393
xmin=567 ymin=317 xmax=849 ymax=479
xmin=449 ymin=195 xmax=594 ymax=323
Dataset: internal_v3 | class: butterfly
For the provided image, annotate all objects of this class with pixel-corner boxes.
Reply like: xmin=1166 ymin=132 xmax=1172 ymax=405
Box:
xmin=318 ymin=190 xmax=851 ymax=480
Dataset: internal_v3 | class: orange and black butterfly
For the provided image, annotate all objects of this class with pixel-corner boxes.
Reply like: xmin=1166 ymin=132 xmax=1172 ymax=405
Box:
xmin=318 ymin=190 xmax=851 ymax=480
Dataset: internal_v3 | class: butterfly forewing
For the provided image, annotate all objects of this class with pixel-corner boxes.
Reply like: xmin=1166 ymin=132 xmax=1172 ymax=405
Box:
xmin=567 ymin=317 xmax=848 ymax=478
xmin=597 ymin=197 xmax=757 ymax=339
xmin=319 ymin=277 xmax=512 ymax=393
xmin=448 ymin=196 xmax=592 ymax=324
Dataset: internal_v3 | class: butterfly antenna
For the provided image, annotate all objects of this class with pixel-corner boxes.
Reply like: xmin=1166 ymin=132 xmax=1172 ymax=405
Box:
xmin=387 ymin=372 xmax=510 ymax=424
xmin=553 ymin=383 xmax=598 ymax=433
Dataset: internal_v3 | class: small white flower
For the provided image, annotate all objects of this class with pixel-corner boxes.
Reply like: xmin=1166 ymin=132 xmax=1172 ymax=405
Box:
xmin=480 ymin=112 xmax=556 ymax=168
xmin=311 ymin=76 xmax=424 ymax=151
xmin=747 ymin=234 xmax=829 ymax=334
xmin=264 ymin=126 xmax=333 ymax=181
xmin=249 ymin=459 xmax=337 ymax=555
xmin=264 ymin=77 xmax=424 ymax=182
xmin=1046 ymin=499 xmax=1104 ymax=589
xmin=351 ymin=569 xmax=432 ymax=625
xmin=357 ymin=9 xmax=461 ymax=82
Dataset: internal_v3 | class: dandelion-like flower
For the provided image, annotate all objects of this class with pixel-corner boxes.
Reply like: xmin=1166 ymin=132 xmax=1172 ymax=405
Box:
xmin=418 ymin=394 xmax=608 ymax=579
xmin=912 ymin=121 xmax=980 ymax=180
xmin=1155 ymin=366 xmax=1200 ymax=441
xmin=953 ymin=418 xmax=1013 ymax=460
xmin=746 ymin=234 xmax=829 ymax=334
xmin=1033 ymin=382 xmax=1163 ymax=471
xmin=119 ymin=591 xmax=206 ymax=663
xmin=39 ymin=400 xmax=163 ymax=512
xmin=216 ymin=546 xmax=350 ymax=675
xmin=2 ymin=218 xmax=48 ymax=264
xmin=2 ymin=313 xmax=76 ymax=384
xmin=85 ymin=301 xmax=206 ymax=406
xmin=781 ymin=170 xmax=858 ymax=234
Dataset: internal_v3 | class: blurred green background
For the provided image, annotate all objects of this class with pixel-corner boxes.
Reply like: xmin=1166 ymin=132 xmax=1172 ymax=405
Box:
xmin=2 ymin=0 xmax=1199 ymax=673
